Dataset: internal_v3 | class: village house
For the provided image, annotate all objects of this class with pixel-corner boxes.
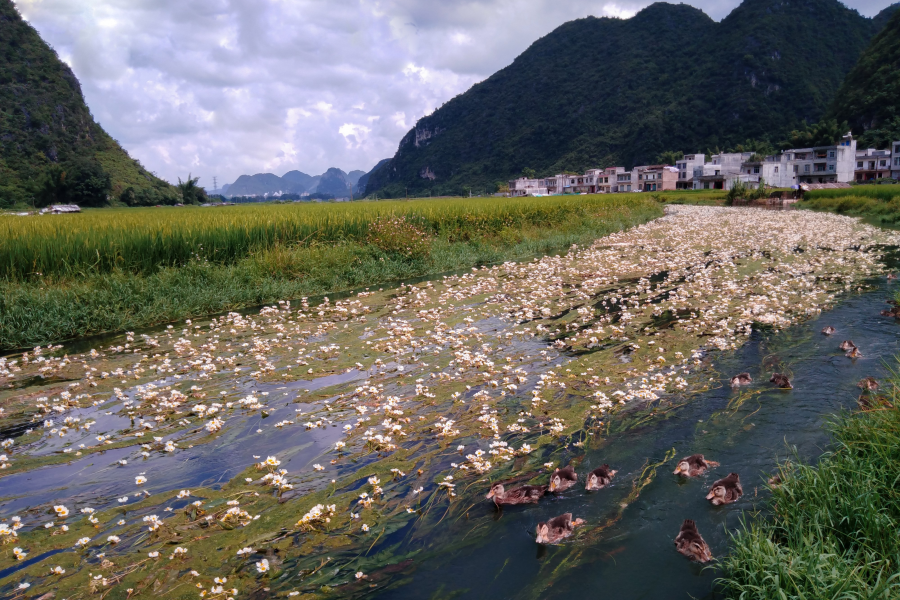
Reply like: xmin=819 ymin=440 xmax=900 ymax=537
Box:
xmin=855 ymin=147 xmax=892 ymax=182
xmin=893 ymin=141 xmax=900 ymax=180
xmin=636 ymin=165 xmax=679 ymax=192
xmin=506 ymin=133 xmax=891 ymax=197
xmin=675 ymin=154 xmax=706 ymax=189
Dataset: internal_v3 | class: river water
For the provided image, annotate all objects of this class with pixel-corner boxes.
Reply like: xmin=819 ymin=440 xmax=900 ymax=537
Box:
xmin=370 ymin=273 xmax=900 ymax=599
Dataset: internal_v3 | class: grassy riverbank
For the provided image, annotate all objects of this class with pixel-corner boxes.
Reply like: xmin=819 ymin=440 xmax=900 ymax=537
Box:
xmin=801 ymin=184 xmax=900 ymax=225
xmin=719 ymin=392 xmax=900 ymax=598
xmin=0 ymin=195 xmax=663 ymax=350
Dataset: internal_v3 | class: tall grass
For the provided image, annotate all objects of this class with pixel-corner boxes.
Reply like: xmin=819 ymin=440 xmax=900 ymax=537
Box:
xmin=0 ymin=195 xmax=663 ymax=349
xmin=0 ymin=194 xmax=660 ymax=282
xmin=806 ymin=184 xmax=900 ymax=202
xmin=719 ymin=391 xmax=900 ymax=598
xmin=800 ymin=185 xmax=900 ymax=225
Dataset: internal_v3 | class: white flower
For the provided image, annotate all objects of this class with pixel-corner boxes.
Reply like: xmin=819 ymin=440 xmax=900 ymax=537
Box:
xmin=256 ymin=558 xmax=270 ymax=573
xmin=135 ymin=475 xmax=147 ymax=486
xmin=53 ymin=505 xmax=69 ymax=517
xmin=355 ymin=571 xmax=365 ymax=579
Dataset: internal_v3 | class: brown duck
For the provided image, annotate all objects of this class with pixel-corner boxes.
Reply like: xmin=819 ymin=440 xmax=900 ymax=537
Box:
xmin=730 ymin=373 xmax=752 ymax=387
xmin=549 ymin=466 xmax=578 ymax=493
xmin=673 ymin=454 xmax=720 ymax=478
xmin=770 ymin=373 xmax=792 ymax=389
xmin=846 ymin=346 xmax=862 ymax=359
xmin=858 ymin=377 xmax=879 ymax=392
xmin=486 ymin=483 xmax=548 ymax=506
xmin=585 ymin=464 xmax=617 ymax=491
xmin=535 ymin=512 xmax=585 ymax=544
xmin=821 ymin=326 xmax=835 ymax=335
xmin=839 ymin=340 xmax=857 ymax=352
xmin=706 ymin=473 xmax=743 ymax=505
xmin=674 ymin=519 xmax=713 ymax=563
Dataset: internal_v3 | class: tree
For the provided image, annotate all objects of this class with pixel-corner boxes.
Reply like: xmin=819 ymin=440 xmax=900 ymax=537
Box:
xmin=522 ymin=167 xmax=536 ymax=179
xmin=34 ymin=158 xmax=111 ymax=207
xmin=177 ymin=174 xmax=208 ymax=205
xmin=656 ymin=150 xmax=683 ymax=165
xmin=780 ymin=119 xmax=849 ymax=150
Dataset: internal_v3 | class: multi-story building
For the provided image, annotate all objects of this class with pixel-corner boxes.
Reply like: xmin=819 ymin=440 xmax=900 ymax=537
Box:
xmin=636 ymin=165 xmax=679 ymax=192
xmin=891 ymin=141 xmax=900 ymax=180
xmin=675 ymin=154 xmax=706 ymax=189
xmin=694 ymin=153 xmax=753 ymax=189
xmin=508 ymin=177 xmax=548 ymax=196
xmin=855 ymin=148 xmax=892 ymax=182
xmin=729 ymin=134 xmax=857 ymax=189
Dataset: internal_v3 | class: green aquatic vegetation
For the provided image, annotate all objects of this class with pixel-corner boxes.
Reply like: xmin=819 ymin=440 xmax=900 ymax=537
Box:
xmin=1 ymin=206 xmax=899 ymax=599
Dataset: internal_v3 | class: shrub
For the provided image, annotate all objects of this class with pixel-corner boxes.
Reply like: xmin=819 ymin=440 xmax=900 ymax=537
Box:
xmin=366 ymin=215 xmax=431 ymax=259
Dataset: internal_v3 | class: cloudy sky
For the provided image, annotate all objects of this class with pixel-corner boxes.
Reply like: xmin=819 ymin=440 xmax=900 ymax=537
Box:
xmin=16 ymin=0 xmax=894 ymax=189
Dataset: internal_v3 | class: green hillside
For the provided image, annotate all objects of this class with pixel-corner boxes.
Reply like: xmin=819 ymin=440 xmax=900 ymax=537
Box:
xmin=0 ymin=0 xmax=174 ymax=208
xmin=365 ymin=0 xmax=885 ymax=198
xmin=829 ymin=9 xmax=900 ymax=148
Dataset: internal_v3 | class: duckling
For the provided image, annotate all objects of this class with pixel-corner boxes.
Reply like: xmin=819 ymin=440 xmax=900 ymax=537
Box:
xmin=549 ymin=466 xmax=578 ymax=493
xmin=730 ymin=373 xmax=752 ymax=387
xmin=846 ymin=346 xmax=862 ymax=359
xmin=858 ymin=377 xmax=879 ymax=392
xmin=770 ymin=373 xmax=792 ymax=389
xmin=857 ymin=394 xmax=894 ymax=412
xmin=535 ymin=512 xmax=585 ymax=544
xmin=673 ymin=454 xmax=720 ymax=478
xmin=839 ymin=340 xmax=857 ymax=352
xmin=585 ymin=464 xmax=617 ymax=490
xmin=821 ymin=326 xmax=836 ymax=335
xmin=888 ymin=273 xmax=897 ymax=280
xmin=486 ymin=483 xmax=548 ymax=507
xmin=706 ymin=473 xmax=743 ymax=505
xmin=767 ymin=474 xmax=782 ymax=488
xmin=674 ymin=519 xmax=713 ymax=563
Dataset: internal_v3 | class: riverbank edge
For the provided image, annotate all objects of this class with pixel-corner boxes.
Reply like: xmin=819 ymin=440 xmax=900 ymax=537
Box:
xmin=717 ymin=377 xmax=900 ymax=597
xmin=0 ymin=202 xmax=662 ymax=352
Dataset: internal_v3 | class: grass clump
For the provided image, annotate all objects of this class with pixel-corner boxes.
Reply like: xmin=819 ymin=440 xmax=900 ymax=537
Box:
xmin=801 ymin=184 xmax=900 ymax=225
xmin=366 ymin=215 xmax=431 ymax=259
xmin=719 ymin=394 xmax=900 ymax=598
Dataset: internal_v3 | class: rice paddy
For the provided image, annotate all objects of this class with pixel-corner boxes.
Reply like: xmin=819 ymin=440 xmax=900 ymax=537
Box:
xmin=1 ymin=205 xmax=896 ymax=600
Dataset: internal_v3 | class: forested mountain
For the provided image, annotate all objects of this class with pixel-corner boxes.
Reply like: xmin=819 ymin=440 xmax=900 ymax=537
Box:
xmin=829 ymin=9 xmax=900 ymax=148
xmin=366 ymin=0 xmax=896 ymax=198
xmin=0 ymin=0 xmax=174 ymax=207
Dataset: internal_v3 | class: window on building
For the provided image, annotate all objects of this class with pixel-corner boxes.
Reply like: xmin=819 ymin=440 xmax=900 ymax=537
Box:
xmin=895 ymin=145 xmax=900 ymax=154
xmin=829 ymin=165 xmax=835 ymax=172
xmin=804 ymin=165 xmax=810 ymax=172
xmin=753 ymin=167 xmax=760 ymax=174
xmin=869 ymin=162 xmax=876 ymax=170
xmin=857 ymin=161 xmax=863 ymax=168
xmin=880 ymin=160 xmax=887 ymax=167
xmin=829 ymin=151 xmax=835 ymax=158
xmin=793 ymin=165 xmax=799 ymax=173
xmin=774 ymin=167 xmax=779 ymax=173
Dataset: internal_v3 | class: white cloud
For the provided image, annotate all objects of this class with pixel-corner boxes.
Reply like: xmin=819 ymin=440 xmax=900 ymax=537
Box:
xmin=14 ymin=0 xmax=897 ymax=187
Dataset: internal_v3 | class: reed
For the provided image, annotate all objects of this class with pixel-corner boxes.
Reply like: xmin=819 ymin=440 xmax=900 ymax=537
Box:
xmin=718 ymin=382 xmax=900 ymax=598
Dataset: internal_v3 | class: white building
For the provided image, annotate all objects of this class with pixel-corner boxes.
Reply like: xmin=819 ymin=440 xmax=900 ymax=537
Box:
xmin=892 ymin=141 xmax=900 ymax=180
xmin=855 ymin=147 xmax=892 ymax=182
xmin=693 ymin=153 xmax=753 ymax=190
xmin=508 ymin=177 xmax=548 ymax=196
xmin=675 ymin=154 xmax=706 ymax=189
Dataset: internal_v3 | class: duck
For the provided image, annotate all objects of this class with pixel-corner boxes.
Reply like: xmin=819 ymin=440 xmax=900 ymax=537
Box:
xmin=486 ymin=483 xmax=548 ymax=506
xmin=585 ymin=464 xmax=617 ymax=490
xmin=888 ymin=273 xmax=898 ymax=280
xmin=706 ymin=473 xmax=743 ymax=505
xmin=535 ymin=512 xmax=585 ymax=544
xmin=821 ymin=326 xmax=836 ymax=335
xmin=673 ymin=454 xmax=720 ymax=478
xmin=858 ymin=377 xmax=879 ymax=391
xmin=846 ymin=346 xmax=862 ymax=359
xmin=767 ymin=474 xmax=782 ymax=488
xmin=674 ymin=519 xmax=713 ymax=563
xmin=549 ymin=466 xmax=578 ymax=493
xmin=730 ymin=373 xmax=752 ymax=387
xmin=770 ymin=373 xmax=792 ymax=389
xmin=839 ymin=340 xmax=857 ymax=352
xmin=857 ymin=394 xmax=894 ymax=412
